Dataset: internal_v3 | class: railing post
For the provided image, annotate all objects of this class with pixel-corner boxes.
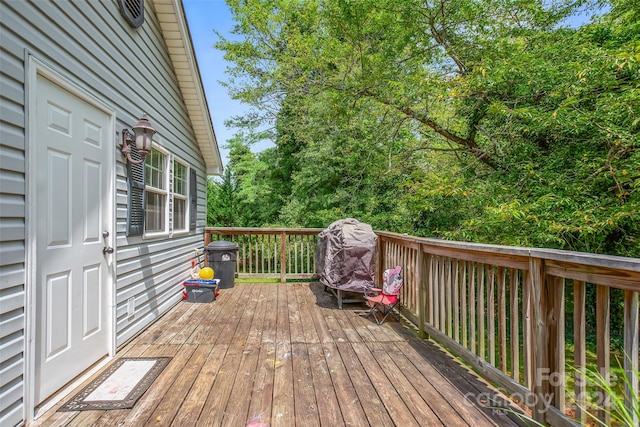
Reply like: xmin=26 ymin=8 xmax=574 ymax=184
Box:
xmin=376 ymin=234 xmax=384 ymax=286
xmin=596 ymin=285 xmax=611 ymax=426
xmin=549 ymin=276 xmax=565 ymax=411
xmin=624 ymin=290 xmax=639 ymax=427
xmin=528 ymin=260 xmax=565 ymax=425
xmin=417 ymin=245 xmax=429 ymax=339
xmin=498 ymin=267 xmax=507 ymax=372
xmin=573 ymin=280 xmax=587 ymax=425
xmin=280 ymin=231 xmax=287 ymax=283
xmin=522 ymin=270 xmax=534 ymax=391
xmin=509 ymin=268 xmax=520 ymax=383
xmin=529 ymin=257 xmax=550 ymax=424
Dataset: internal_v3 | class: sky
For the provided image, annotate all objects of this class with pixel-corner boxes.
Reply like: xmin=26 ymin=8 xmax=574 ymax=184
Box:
xmin=182 ymin=0 xmax=256 ymax=167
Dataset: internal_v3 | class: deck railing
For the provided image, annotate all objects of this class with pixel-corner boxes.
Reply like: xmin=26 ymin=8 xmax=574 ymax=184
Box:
xmin=204 ymin=227 xmax=639 ymax=426
xmin=205 ymin=227 xmax=322 ymax=282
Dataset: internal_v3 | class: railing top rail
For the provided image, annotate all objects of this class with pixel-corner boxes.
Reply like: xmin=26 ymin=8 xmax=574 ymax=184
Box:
xmin=528 ymin=248 xmax=640 ymax=272
xmin=376 ymin=230 xmax=640 ymax=272
xmin=206 ymin=227 xmax=324 ymax=235
xmin=205 ymin=228 xmax=640 ymax=288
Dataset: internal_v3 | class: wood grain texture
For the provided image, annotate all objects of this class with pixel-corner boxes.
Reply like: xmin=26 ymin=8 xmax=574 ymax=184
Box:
xmin=34 ymin=282 xmax=523 ymax=426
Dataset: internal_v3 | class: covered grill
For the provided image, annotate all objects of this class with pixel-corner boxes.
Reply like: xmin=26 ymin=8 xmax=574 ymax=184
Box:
xmin=315 ymin=218 xmax=377 ymax=305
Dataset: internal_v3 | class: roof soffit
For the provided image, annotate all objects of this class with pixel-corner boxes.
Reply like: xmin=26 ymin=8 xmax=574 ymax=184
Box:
xmin=152 ymin=0 xmax=223 ymax=175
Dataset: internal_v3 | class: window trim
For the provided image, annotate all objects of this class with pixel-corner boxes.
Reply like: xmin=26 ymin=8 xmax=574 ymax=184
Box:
xmin=171 ymin=157 xmax=190 ymax=235
xmin=126 ymin=137 xmax=198 ymax=240
xmin=143 ymin=145 xmax=170 ymax=239
xmin=190 ymin=168 xmax=197 ymax=231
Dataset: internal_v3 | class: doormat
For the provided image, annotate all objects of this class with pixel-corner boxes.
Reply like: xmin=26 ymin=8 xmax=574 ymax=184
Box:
xmin=57 ymin=357 xmax=172 ymax=411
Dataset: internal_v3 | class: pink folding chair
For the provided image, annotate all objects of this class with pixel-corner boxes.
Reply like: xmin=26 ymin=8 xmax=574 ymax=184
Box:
xmin=365 ymin=265 xmax=403 ymax=324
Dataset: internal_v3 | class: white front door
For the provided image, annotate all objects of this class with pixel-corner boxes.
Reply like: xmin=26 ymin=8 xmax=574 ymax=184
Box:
xmin=33 ymin=73 xmax=113 ymax=404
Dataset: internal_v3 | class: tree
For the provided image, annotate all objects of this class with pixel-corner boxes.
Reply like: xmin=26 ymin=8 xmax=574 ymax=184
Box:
xmin=207 ymin=168 xmax=238 ymax=226
xmin=215 ymin=0 xmax=639 ymax=256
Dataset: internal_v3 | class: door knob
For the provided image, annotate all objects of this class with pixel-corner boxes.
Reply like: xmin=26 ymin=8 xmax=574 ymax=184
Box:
xmin=103 ymin=231 xmax=110 ymax=238
xmin=103 ymin=246 xmax=114 ymax=254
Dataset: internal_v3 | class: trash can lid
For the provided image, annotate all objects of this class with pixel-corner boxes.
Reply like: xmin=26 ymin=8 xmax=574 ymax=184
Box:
xmin=206 ymin=240 xmax=238 ymax=251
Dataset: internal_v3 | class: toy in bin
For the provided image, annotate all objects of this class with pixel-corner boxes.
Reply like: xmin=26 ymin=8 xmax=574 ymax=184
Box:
xmin=183 ymin=248 xmax=219 ymax=302
xmin=190 ymin=248 xmax=208 ymax=279
xmin=183 ymin=279 xmax=220 ymax=303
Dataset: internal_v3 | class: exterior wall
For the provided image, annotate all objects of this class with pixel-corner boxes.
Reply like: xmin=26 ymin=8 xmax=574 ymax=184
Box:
xmin=0 ymin=1 xmax=211 ymax=425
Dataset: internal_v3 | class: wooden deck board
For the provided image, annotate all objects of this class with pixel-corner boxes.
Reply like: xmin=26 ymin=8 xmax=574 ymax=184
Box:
xmin=295 ymin=284 xmax=321 ymax=344
xmin=306 ymin=343 xmax=344 ymax=427
xmin=291 ymin=342 xmax=321 ymax=426
xmin=32 ymin=282 xmax=526 ymax=426
xmin=222 ymin=285 xmax=265 ymax=426
xmin=246 ymin=283 xmax=277 ymax=427
xmin=171 ymin=343 xmax=227 ymax=426
xmin=272 ymin=283 xmax=295 ymax=427
xmin=384 ymin=341 xmax=469 ymax=426
xmin=397 ymin=339 xmax=516 ymax=426
xmin=298 ymin=285 xmax=344 ymax=427
xmin=321 ymin=341 xmax=370 ymax=427
xmin=351 ymin=341 xmax=418 ymax=426
xmin=288 ymin=284 xmax=305 ymax=344
xmin=336 ymin=341 xmax=396 ymax=426
xmin=368 ymin=342 xmax=443 ymax=426
xmin=202 ymin=284 xmax=262 ymax=427
xmin=149 ymin=344 xmax=210 ymax=426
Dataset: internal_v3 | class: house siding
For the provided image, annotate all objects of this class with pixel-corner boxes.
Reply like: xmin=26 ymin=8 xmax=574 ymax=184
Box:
xmin=0 ymin=1 xmax=212 ymax=425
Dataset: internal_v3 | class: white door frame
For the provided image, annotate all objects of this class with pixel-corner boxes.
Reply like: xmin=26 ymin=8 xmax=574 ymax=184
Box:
xmin=25 ymin=56 xmax=117 ymax=422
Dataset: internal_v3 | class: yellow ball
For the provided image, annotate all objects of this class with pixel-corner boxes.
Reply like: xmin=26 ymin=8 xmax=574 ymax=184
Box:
xmin=199 ymin=267 xmax=214 ymax=280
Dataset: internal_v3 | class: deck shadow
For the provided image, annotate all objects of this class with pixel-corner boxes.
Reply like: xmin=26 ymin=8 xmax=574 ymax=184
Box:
xmin=406 ymin=337 xmax=531 ymax=426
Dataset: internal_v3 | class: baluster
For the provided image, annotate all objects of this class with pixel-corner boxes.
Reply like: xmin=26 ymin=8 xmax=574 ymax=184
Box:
xmin=573 ymin=280 xmax=586 ymax=425
xmin=623 ymin=289 xmax=639 ymax=427
xmin=596 ymin=285 xmax=610 ymax=425
xmin=498 ymin=267 xmax=507 ymax=372
xmin=510 ymin=268 xmax=520 ymax=383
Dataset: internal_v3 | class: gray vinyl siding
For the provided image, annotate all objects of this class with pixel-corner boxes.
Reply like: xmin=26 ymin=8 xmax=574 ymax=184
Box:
xmin=0 ymin=1 xmax=210 ymax=425
xmin=1 ymin=9 xmax=28 ymax=425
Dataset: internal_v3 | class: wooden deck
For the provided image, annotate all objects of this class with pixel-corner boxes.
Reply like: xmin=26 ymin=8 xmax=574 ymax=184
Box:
xmin=33 ymin=282 xmax=528 ymax=426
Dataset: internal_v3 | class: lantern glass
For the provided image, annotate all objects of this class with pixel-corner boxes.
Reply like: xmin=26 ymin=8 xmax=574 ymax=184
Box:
xmin=135 ymin=129 xmax=152 ymax=152
xmin=131 ymin=115 xmax=156 ymax=152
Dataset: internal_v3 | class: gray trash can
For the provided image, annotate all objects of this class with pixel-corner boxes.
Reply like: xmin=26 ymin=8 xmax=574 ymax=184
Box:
xmin=205 ymin=240 xmax=238 ymax=289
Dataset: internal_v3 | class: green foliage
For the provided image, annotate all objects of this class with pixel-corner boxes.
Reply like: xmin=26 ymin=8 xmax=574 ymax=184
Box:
xmin=445 ymin=11 xmax=640 ymax=255
xmin=574 ymin=353 xmax=640 ymax=427
xmin=207 ymin=168 xmax=238 ymax=226
xmin=211 ymin=0 xmax=639 ymax=257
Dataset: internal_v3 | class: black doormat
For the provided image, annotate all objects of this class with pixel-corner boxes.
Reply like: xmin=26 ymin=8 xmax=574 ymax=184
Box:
xmin=57 ymin=357 xmax=172 ymax=411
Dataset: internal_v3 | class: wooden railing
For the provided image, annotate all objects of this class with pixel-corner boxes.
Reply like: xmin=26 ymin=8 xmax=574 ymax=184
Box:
xmin=205 ymin=227 xmax=640 ymax=426
xmin=376 ymin=231 xmax=640 ymax=427
xmin=205 ymin=227 xmax=322 ymax=282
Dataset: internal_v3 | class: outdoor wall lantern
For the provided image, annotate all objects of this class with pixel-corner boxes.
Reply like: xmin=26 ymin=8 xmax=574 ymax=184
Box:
xmin=121 ymin=114 xmax=156 ymax=164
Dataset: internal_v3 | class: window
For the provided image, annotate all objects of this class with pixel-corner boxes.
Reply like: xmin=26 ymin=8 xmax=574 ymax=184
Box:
xmin=144 ymin=149 xmax=168 ymax=235
xmin=173 ymin=160 xmax=188 ymax=232
xmin=126 ymin=145 xmax=197 ymax=237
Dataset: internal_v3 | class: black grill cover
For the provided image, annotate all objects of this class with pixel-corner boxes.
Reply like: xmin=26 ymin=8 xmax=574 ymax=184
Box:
xmin=315 ymin=218 xmax=377 ymax=292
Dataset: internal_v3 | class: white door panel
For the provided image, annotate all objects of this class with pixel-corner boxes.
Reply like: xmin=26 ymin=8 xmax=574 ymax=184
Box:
xmin=34 ymin=75 xmax=112 ymax=404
